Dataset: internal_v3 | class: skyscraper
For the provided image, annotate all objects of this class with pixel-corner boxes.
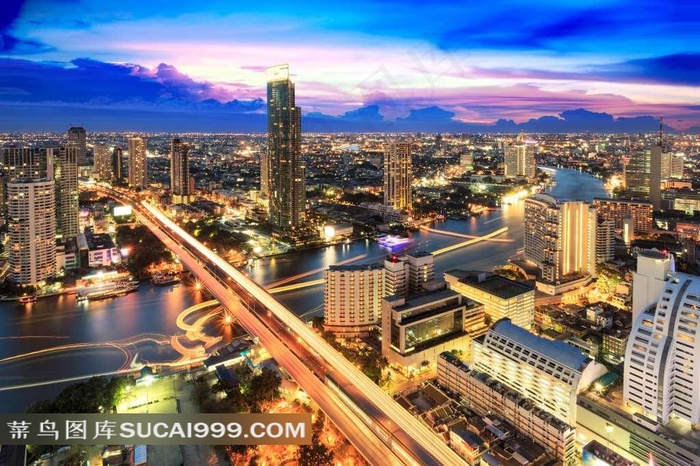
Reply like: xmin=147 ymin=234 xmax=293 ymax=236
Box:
xmin=266 ymin=64 xmax=305 ymax=229
xmin=384 ymin=142 xmax=412 ymax=212
xmin=112 ymin=147 xmax=124 ymax=184
xmin=55 ymin=146 xmax=79 ymax=239
xmin=504 ymin=133 xmax=536 ymax=180
xmin=625 ymin=149 xmax=651 ymax=197
xmin=7 ymin=179 xmax=56 ymax=285
xmin=624 ymin=272 xmax=700 ymax=425
xmin=93 ymin=144 xmax=112 ymax=182
xmin=170 ymin=138 xmax=191 ymax=204
xmin=67 ymin=127 xmax=87 ymax=166
xmin=650 ymin=121 xmax=665 ymax=210
xmin=524 ymin=195 xmax=597 ymax=290
xmin=127 ymin=137 xmax=147 ymax=189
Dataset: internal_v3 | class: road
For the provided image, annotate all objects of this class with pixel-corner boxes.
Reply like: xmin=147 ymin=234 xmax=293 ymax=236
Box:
xmin=97 ymin=185 xmax=467 ymax=466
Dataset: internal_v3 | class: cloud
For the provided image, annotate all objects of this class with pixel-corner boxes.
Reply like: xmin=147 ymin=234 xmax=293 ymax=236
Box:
xmin=592 ymin=53 xmax=700 ymax=86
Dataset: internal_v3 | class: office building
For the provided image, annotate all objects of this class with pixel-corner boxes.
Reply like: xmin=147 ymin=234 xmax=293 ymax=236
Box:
xmin=625 ymin=149 xmax=650 ymax=197
xmin=471 ymin=319 xmax=606 ymax=425
xmin=438 ymin=353 xmax=578 ymax=465
xmin=93 ymin=144 xmax=112 ymax=182
xmin=112 ymin=147 xmax=124 ymax=184
xmin=444 ymin=269 xmax=534 ymax=330
xmin=382 ymin=289 xmax=472 ymax=371
xmin=67 ymin=126 xmax=87 ymax=166
xmin=624 ymin=272 xmax=700 ymax=425
xmin=266 ymin=64 xmax=305 ymax=229
xmin=383 ymin=142 xmax=412 ymax=212
xmin=592 ymin=198 xmax=653 ymax=234
xmin=524 ymin=195 xmax=597 ymax=293
xmin=503 ymin=133 xmax=536 ymax=180
xmin=127 ymin=137 xmax=147 ymax=189
xmin=631 ymin=249 xmax=671 ymax=320
xmin=323 ymin=264 xmax=384 ymax=336
xmin=7 ymin=179 xmax=56 ymax=285
xmin=55 ymin=146 xmax=79 ymax=239
xmin=170 ymin=138 xmax=191 ymax=204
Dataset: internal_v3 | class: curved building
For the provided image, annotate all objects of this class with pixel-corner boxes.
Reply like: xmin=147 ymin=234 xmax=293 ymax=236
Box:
xmin=624 ymin=272 xmax=700 ymax=424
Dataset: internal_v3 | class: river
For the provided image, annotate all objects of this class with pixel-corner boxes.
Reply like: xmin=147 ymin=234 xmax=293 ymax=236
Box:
xmin=0 ymin=167 xmax=608 ymax=411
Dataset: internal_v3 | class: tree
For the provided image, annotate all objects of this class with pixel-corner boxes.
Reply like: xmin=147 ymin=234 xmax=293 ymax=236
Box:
xmin=296 ymin=439 xmax=334 ymax=466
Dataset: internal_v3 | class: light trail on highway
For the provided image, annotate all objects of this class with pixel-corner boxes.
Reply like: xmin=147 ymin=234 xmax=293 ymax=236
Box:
xmin=138 ymin=199 xmax=466 ymax=466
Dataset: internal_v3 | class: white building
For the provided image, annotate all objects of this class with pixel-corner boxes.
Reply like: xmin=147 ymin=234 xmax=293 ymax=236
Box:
xmin=7 ymin=179 xmax=56 ymax=285
xmin=406 ymin=251 xmax=435 ymax=295
xmin=624 ymin=272 xmax=700 ymax=425
xmin=471 ymin=319 xmax=607 ymax=425
xmin=444 ymin=270 xmax=534 ymax=330
xmin=324 ymin=264 xmax=384 ymax=336
xmin=631 ymin=249 xmax=671 ymax=320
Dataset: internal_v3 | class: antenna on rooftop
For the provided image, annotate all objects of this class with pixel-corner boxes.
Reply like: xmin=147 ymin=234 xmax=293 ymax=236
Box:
xmin=658 ymin=115 xmax=664 ymax=147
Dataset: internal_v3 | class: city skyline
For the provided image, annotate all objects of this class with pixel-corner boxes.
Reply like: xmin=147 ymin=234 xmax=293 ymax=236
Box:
xmin=0 ymin=0 xmax=699 ymax=132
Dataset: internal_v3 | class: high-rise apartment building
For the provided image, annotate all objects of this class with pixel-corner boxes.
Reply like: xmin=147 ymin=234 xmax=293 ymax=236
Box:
xmin=93 ymin=144 xmax=112 ymax=182
xmin=444 ymin=269 xmax=535 ymax=330
xmin=112 ymin=147 xmax=124 ymax=184
xmin=624 ymin=272 xmax=700 ymax=425
xmin=127 ymin=137 xmax=147 ymax=189
xmin=383 ymin=142 xmax=412 ymax=212
xmin=503 ymin=133 xmax=536 ymax=180
xmin=595 ymin=216 xmax=615 ymax=263
xmin=55 ymin=146 xmax=79 ymax=239
xmin=7 ymin=179 xmax=56 ymax=285
xmin=67 ymin=127 xmax=87 ymax=166
xmin=170 ymin=138 xmax=191 ymax=204
xmin=383 ymin=251 xmax=435 ymax=298
xmin=592 ymin=198 xmax=653 ymax=234
xmin=323 ymin=264 xmax=384 ymax=336
xmin=524 ymin=195 xmax=597 ymax=289
xmin=266 ymin=64 xmax=305 ymax=229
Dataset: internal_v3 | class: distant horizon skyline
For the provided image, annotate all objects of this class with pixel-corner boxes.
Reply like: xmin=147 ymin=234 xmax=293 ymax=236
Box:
xmin=1 ymin=1 xmax=699 ymax=132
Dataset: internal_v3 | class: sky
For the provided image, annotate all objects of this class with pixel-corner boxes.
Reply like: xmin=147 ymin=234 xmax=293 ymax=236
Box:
xmin=0 ymin=0 xmax=699 ymax=132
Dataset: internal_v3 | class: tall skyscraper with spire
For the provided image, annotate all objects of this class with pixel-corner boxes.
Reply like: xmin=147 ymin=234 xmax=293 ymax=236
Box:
xmin=170 ymin=138 xmax=191 ymax=204
xmin=649 ymin=117 xmax=664 ymax=211
xmin=266 ymin=64 xmax=305 ymax=230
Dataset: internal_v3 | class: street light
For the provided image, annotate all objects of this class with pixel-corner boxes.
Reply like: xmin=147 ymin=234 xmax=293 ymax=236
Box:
xmin=605 ymin=422 xmax=613 ymax=457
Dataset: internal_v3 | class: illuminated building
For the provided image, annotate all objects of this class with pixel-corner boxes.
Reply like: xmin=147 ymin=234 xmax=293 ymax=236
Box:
xmin=524 ymin=195 xmax=598 ymax=292
xmin=444 ymin=269 xmax=534 ymax=330
xmin=384 ymin=142 xmax=412 ymax=212
xmin=55 ymin=146 xmax=79 ymax=239
xmin=111 ymin=147 xmax=124 ymax=184
xmin=170 ymin=138 xmax=191 ymax=204
xmin=471 ymin=319 xmax=607 ymax=425
xmin=625 ymin=149 xmax=650 ymax=197
xmin=266 ymin=64 xmax=305 ymax=229
xmin=631 ymin=249 xmax=671 ymax=320
xmin=437 ymin=353 xmax=577 ymax=465
xmin=127 ymin=137 xmax=147 ymax=188
xmin=504 ymin=133 xmax=536 ymax=180
xmin=624 ymin=272 xmax=700 ymax=425
xmin=650 ymin=143 xmax=662 ymax=210
xmin=382 ymin=289 xmax=472 ymax=371
xmin=323 ymin=264 xmax=384 ymax=336
xmin=93 ymin=143 xmax=112 ymax=181
xmin=7 ymin=179 xmax=56 ymax=285
xmin=595 ymin=217 xmax=614 ymax=263
xmin=384 ymin=254 xmax=408 ymax=297
xmin=67 ymin=126 xmax=87 ymax=166
xmin=406 ymin=251 xmax=435 ymax=295
xmin=592 ymin=198 xmax=653 ymax=234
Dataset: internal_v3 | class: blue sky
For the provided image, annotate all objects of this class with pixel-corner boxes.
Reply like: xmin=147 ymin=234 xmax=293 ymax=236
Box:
xmin=1 ymin=0 xmax=698 ymax=132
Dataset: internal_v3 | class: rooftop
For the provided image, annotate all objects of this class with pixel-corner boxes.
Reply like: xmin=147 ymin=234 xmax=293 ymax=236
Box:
xmin=445 ymin=269 xmax=533 ymax=299
xmin=490 ymin=319 xmax=590 ymax=372
xmin=328 ymin=263 xmax=384 ymax=272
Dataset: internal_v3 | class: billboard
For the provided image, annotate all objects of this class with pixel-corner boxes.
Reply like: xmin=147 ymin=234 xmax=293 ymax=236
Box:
xmin=113 ymin=205 xmax=133 ymax=217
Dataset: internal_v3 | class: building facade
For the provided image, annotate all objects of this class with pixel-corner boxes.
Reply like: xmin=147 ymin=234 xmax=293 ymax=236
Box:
xmin=170 ymin=138 xmax=191 ymax=204
xmin=624 ymin=272 xmax=700 ymax=425
xmin=323 ymin=264 xmax=384 ymax=336
xmin=93 ymin=144 xmax=112 ymax=182
xmin=7 ymin=179 xmax=56 ymax=285
xmin=383 ymin=142 xmax=412 ymax=212
xmin=67 ymin=126 xmax=87 ymax=166
xmin=111 ymin=146 xmax=124 ymax=184
xmin=54 ymin=146 xmax=79 ymax=239
xmin=631 ymin=249 xmax=671 ymax=320
xmin=592 ymin=198 xmax=653 ymax=234
xmin=524 ymin=195 xmax=597 ymax=286
xmin=127 ymin=137 xmax=148 ymax=189
xmin=471 ymin=319 xmax=607 ymax=425
xmin=503 ymin=133 xmax=536 ymax=180
xmin=444 ymin=269 xmax=534 ymax=330
xmin=266 ymin=64 xmax=305 ymax=229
